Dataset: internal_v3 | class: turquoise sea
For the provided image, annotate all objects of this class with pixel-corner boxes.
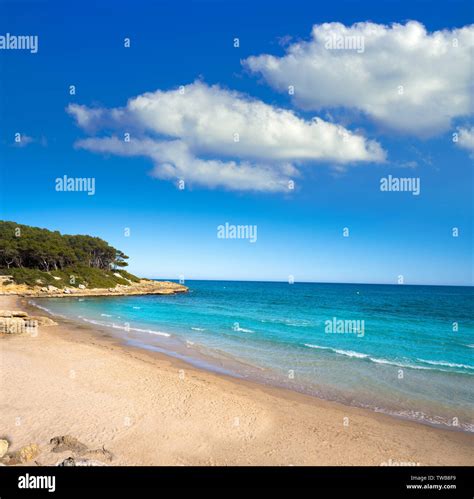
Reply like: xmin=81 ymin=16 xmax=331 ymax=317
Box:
xmin=33 ymin=281 xmax=474 ymax=432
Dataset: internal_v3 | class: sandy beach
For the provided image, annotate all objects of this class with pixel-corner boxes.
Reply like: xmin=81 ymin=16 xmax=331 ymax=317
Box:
xmin=0 ymin=294 xmax=473 ymax=466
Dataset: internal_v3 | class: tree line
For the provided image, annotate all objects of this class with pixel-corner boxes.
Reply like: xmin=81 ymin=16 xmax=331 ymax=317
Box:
xmin=0 ymin=221 xmax=129 ymax=272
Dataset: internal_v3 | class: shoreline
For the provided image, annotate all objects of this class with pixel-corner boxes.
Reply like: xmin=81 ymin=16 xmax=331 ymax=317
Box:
xmin=28 ymin=296 xmax=474 ymax=436
xmin=1 ymin=294 xmax=473 ymax=466
xmin=0 ymin=279 xmax=188 ymax=298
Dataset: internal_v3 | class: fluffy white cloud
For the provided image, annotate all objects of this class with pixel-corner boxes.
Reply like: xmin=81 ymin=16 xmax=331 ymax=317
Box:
xmin=67 ymin=82 xmax=385 ymax=192
xmin=244 ymin=21 xmax=474 ymax=136
xmin=75 ymin=137 xmax=297 ymax=192
xmin=456 ymin=126 xmax=474 ymax=154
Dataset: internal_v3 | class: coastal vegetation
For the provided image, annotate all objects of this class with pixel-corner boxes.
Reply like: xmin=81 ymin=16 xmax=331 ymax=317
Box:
xmin=0 ymin=221 xmax=141 ymax=289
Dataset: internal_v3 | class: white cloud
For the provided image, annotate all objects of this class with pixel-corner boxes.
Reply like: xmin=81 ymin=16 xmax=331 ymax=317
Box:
xmin=67 ymin=81 xmax=385 ymax=192
xmin=244 ymin=21 xmax=474 ymax=136
xmin=75 ymin=137 xmax=297 ymax=192
xmin=456 ymin=126 xmax=474 ymax=154
xmin=68 ymin=106 xmax=106 ymax=131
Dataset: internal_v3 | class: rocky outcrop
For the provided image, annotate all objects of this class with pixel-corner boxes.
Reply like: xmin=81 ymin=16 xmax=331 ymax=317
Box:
xmin=81 ymin=447 xmax=113 ymax=462
xmin=0 ymin=310 xmax=57 ymax=334
xmin=0 ymin=310 xmax=28 ymax=317
xmin=2 ymin=443 xmax=40 ymax=464
xmin=1 ymin=435 xmax=114 ymax=466
xmin=0 ymin=439 xmax=9 ymax=459
xmin=50 ymin=435 xmax=113 ymax=463
xmin=0 ymin=279 xmax=188 ymax=298
xmin=57 ymin=457 xmax=108 ymax=466
xmin=27 ymin=316 xmax=58 ymax=326
xmin=50 ymin=435 xmax=88 ymax=454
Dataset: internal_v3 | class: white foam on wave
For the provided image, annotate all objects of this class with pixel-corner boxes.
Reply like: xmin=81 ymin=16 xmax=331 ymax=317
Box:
xmin=303 ymin=344 xmax=472 ymax=374
xmin=191 ymin=327 xmax=206 ymax=331
xmin=29 ymin=302 xmax=66 ymax=318
xmin=370 ymin=406 xmax=474 ymax=433
xmin=417 ymin=358 xmax=474 ymax=370
xmin=233 ymin=326 xmax=254 ymax=333
xmin=80 ymin=317 xmax=171 ymax=337
xmin=284 ymin=321 xmax=312 ymax=327
xmin=101 ymin=313 xmax=112 ymax=317
xmin=304 ymin=343 xmax=332 ymax=351
xmin=111 ymin=324 xmax=171 ymax=337
xmin=261 ymin=318 xmax=311 ymax=327
xmin=81 ymin=317 xmax=105 ymax=327
xmin=30 ymin=303 xmax=53 ymax=314
xmin=304 ymin=344 xmax=368 ymax=359
xmin=368 ymin=357 xmax=430 ymax=370
xmin=334 ymin=349 xmax=368 ymax=359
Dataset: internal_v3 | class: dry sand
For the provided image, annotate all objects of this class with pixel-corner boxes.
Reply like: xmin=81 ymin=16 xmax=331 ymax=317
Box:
xmin=0 ymin=295 xmax=472 ymax=466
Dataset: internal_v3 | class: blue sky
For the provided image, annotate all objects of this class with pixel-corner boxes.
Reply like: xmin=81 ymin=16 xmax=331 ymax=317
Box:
xmin=0 ymin=0 xmax=472 ymax=285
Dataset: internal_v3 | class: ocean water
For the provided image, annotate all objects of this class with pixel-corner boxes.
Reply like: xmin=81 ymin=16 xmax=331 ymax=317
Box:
xmin=34 ymin=281 xmax=474 ymax=432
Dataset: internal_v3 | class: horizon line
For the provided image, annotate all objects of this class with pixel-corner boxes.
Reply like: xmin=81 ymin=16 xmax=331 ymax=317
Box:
xmin=148 ymin=277 xmax=473 ymax=288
